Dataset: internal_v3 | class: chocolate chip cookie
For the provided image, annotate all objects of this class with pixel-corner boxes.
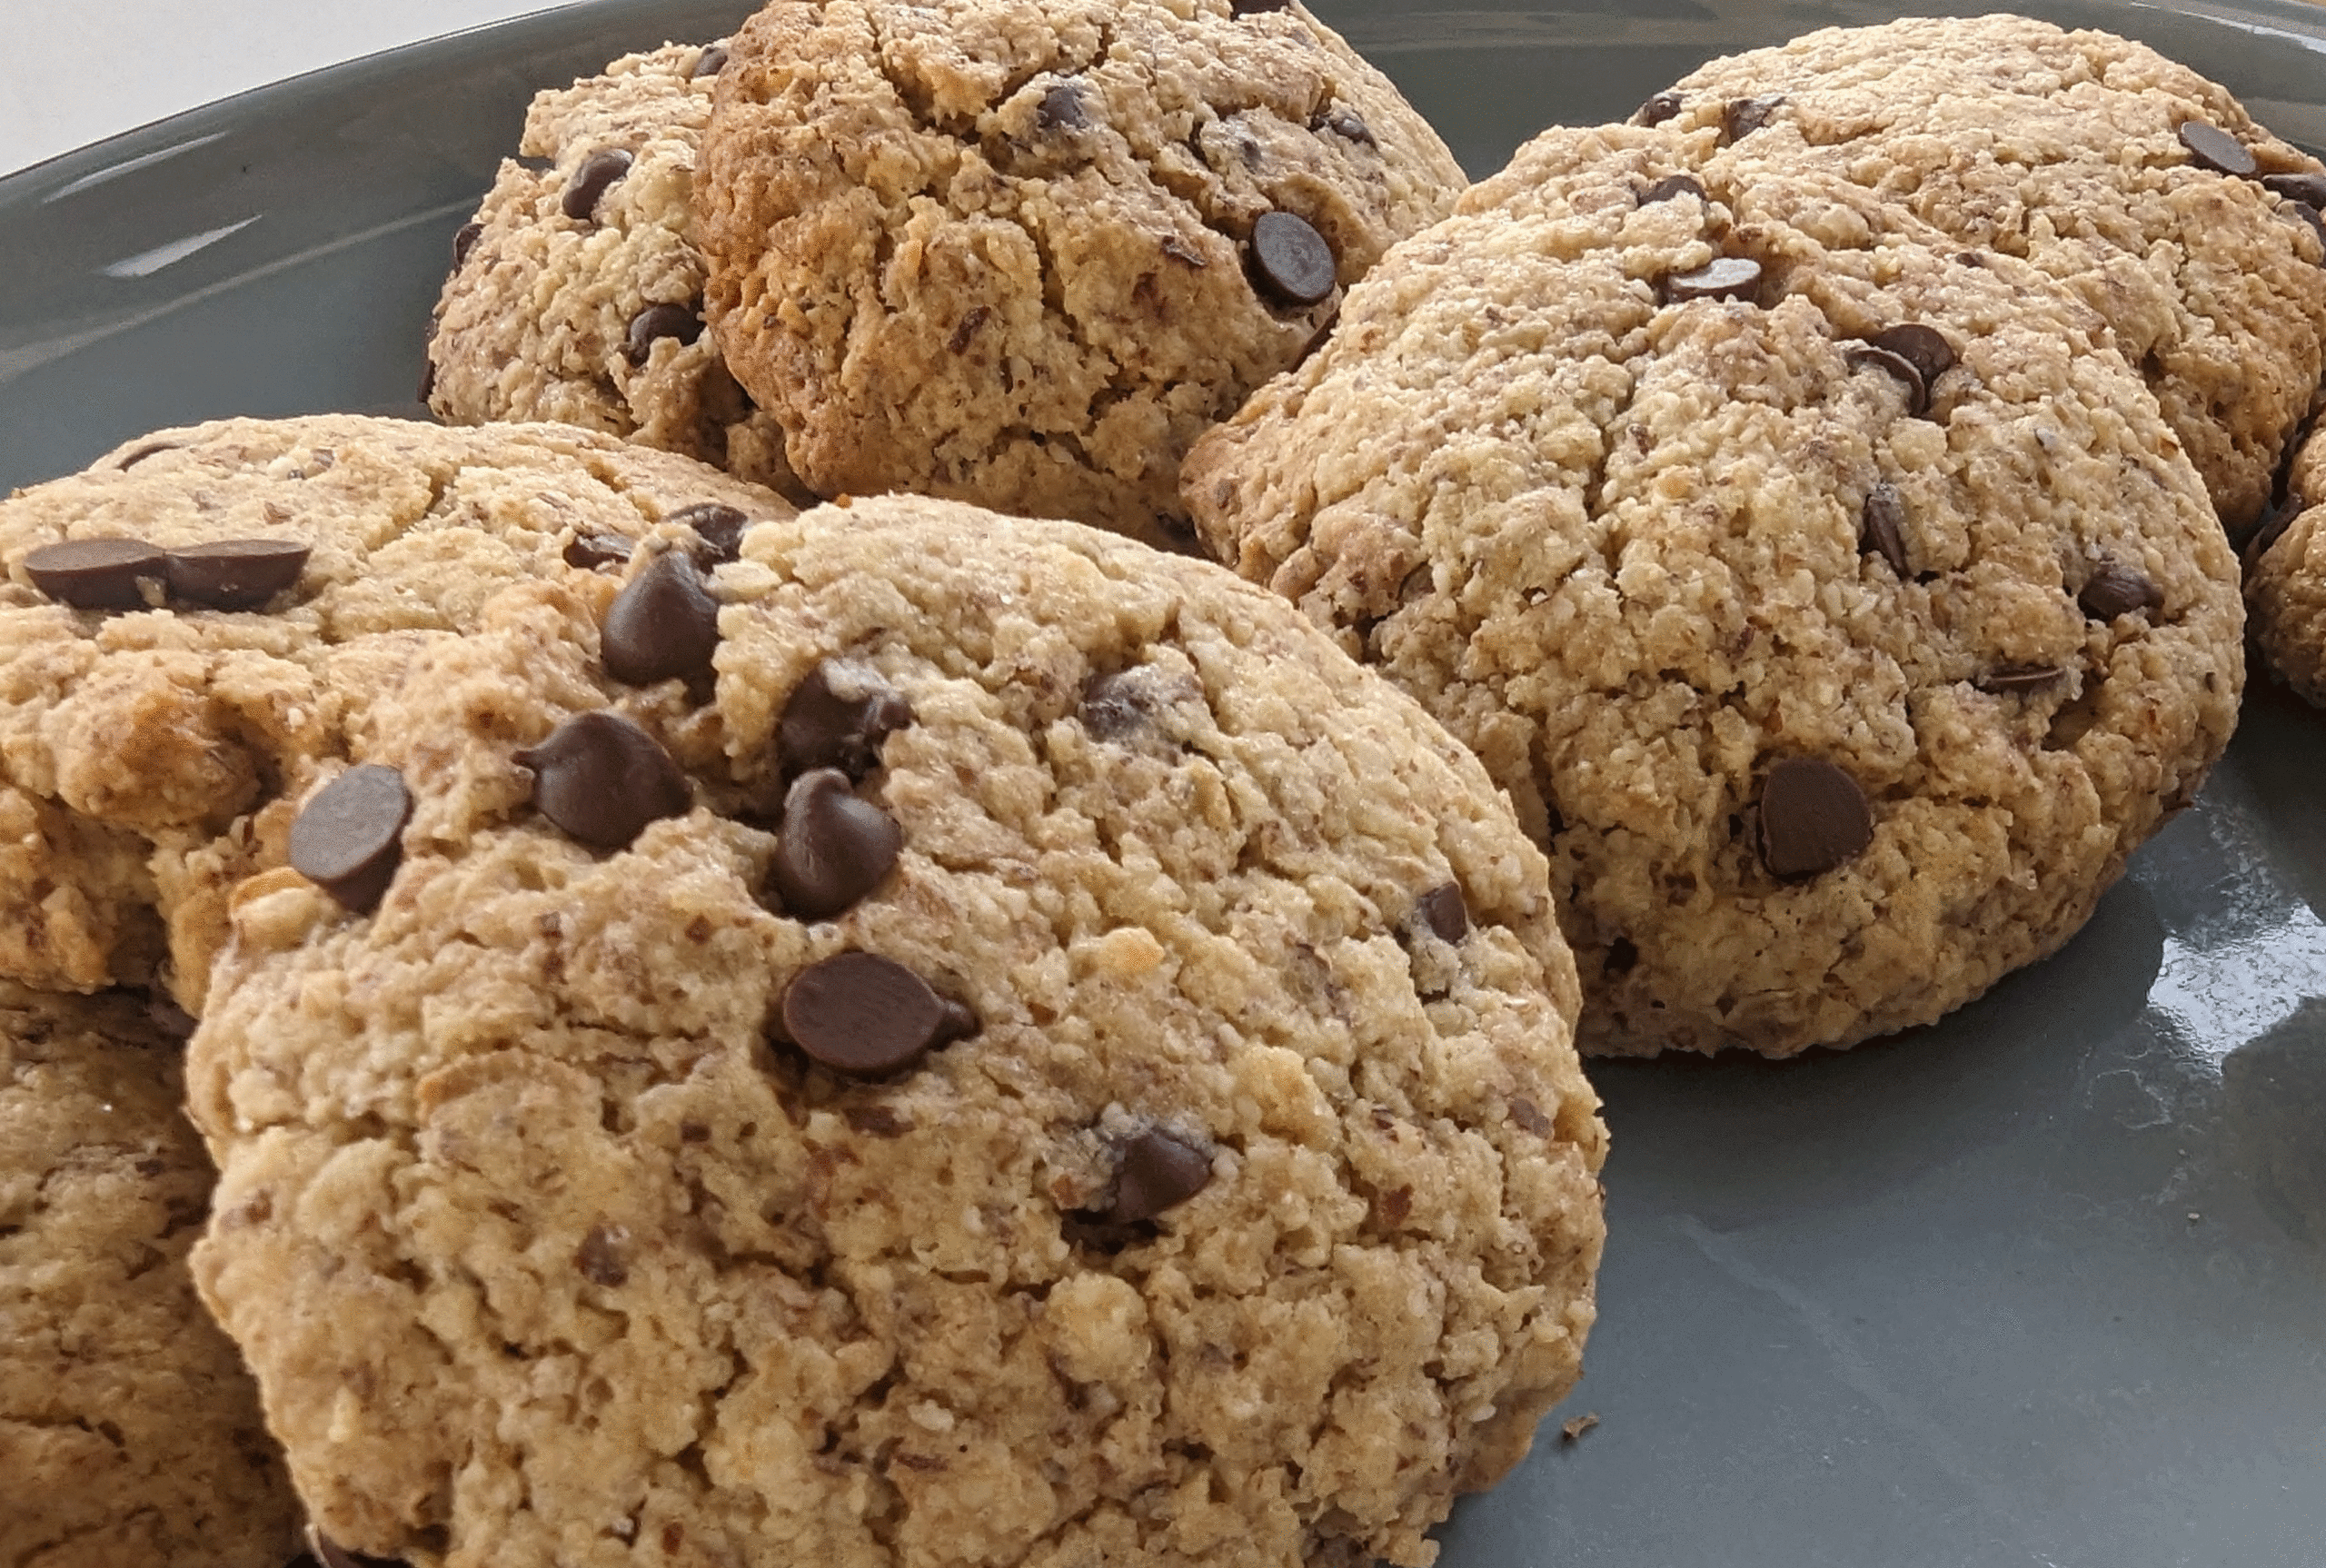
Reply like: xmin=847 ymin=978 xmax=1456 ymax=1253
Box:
xmin=695 ymin=0 xmax=1468 ymax=546
xmin=1 ymin=981 xmax=303 ymax=1567
xmin=1644 ymin=14 xmax=2326 ymax=535
xmin=1183 ymin=123 xmax=2244 ymax=1058
xmin=2242 ymin=427 xmax=2326 ymax=705
xmin=0 ymin=413 xmax=792 ymax=1010
xmin=184 ymin=492 xmax=1606 ymax=1568
xmin=424 ymin=42 xmax=807 ymax=503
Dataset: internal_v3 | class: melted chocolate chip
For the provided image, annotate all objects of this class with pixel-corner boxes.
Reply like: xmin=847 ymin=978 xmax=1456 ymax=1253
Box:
xmin=1639 ymin=173 xmax=1705 ymax=205
xmin=1757 ymin=757 xmax=1874 ymax=879
xmin=1859 ymin=482 xmax=1911 ymax=576
xmin=781 ymin=952 xmax=966 ymax=1077
xmin=1845 ymin=343 xmax=1928 ymax=414
xmin=1662 ymin=256 xmax=1761 ymax=303
xmin=287 ymin=764 xmax=413 ymax=913
xmin=164 ymin=539 xmax=311 ymax=610
xmin=2178 ymin=120 xmax=2257 ymax=177
xmin=1108 ymin=1126 xmax=1213 ymax=1223
xmin=23 ymin=538 xmax=166 ymax=610
xmin=2263 ymin=172 xmax=2326 ymax=207
xmin=2078 ymin=563 xmax=2163 ymax=621
xmin=778 ymin=661 xmax=914 ymax=779
xmin=575 ymin=1223 xmax=630 ymax=1287
xmin=517 ymin=711 xmax=691 ymax=849
xmin=452 ymin=220 xmax=482 ymax=270
xmin=1036 ymin=81 xmax=1088 ymax=131
xmin=1977 ymin=665 xmax=2065 ymax=695
xmin=602 ymin=551 xmax=721 ymax=685
xmin=670 ymin=501 xmax=750 ymax=563
xmin=626 ymin=303 xmax=702 ymax=363
xmin=1634 ymin=90 xmax=1683 ymax=127
xmin=1417 ymin=882 xmax=1469 ymax=943
xmin=1247 ymin=210 xmax=1337 ymax=306
xmin=563 ymin=531 xmax=635 ymax=571
xmin=692 ymin=42 xmax=730 ymax=77
xmin=561 ymin=148 xmax=634 ymax=222
xmin=770 ymin=769 xmax=903 ymax=918
xmin=1865 ymin=323 xmax=1955 ymax=392
xmin=1314 ymin=105 xmax=1376 ymax=146
xmin=1724 ymin=94 xmax=1783 ymax=142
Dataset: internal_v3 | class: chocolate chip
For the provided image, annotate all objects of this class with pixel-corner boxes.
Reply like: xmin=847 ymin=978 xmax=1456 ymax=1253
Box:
xmin=164 ymin=539 xmax=311 ymax=610
xmin=626 ymin=303 xmax=702 ymax=364
xmin=778 ymin=661 xmax=913 ymax=779
xmin=115 ymin=441 xmax=176 ymax=470
xmin=692 ymin=42 xmax=730 ymax=78
xmin=1036 ymin=81 xmax=1088 ymax=131
xmin=23 ymin=538 xmax=166 ymax=610
xmin=517 ymin=711 xmax=691 ymax=849
xmin=1160 ymin=235 xmax=1207 ymax=268
xmin=575 ymin=1223 xmax=629 ymax=1286
xmin=1315 ymin=106 xmax=1376 ymax=146
xmin=308 ymin=1529 xmax=408 ymax=1568
xmin=602 ymin=551 xmax=721 ymax=685
xmin=1859 ymin=482 xmax=1911 ymax=576
xmin=2178 ymin=120 xmax=2257 ymax=177
xmin=1756 ymin=757 xmax=1874 ymax=879
xmin=1417 ymin=882 xmax=1469 ymax=943
xmin=1080 ymin=670 xmax=1157 ymax=739
xmin=417 ymin=352 xmax=437 ymax=405
xmin=287 ymin=764 xmax=413 ymax=913
xmin=1723 ymin=94 xmax=1782 ymax=142
xmin=844 ymin=1104 xmax=912 ymax=1136
xmin=561 ymin=148 xmax=634 ymax=222
xmin=1662 ymin=256 xmax=1761 ymax=303
xmin=452 ymin=220 xmax=482 ymax=270
xmin=2078 ymin=563 xmax=2163 ymax=621
xmin=781 ymin=951 xmax=965 ymax=1077
xmin=563 ymin=531 xmax=634 ymax=571
xmin=1977 ymin=665 xmax=2064 ymax=695
xmin=1845 ymin=344 xmax=1927 ymax=414
xmin=947 ymin=305 xmax=990 ymax=354
xmin=1634 ymin=90 xmax=1683 ymax=126
xmin=1639 ymin=174 xmax=1705 ymax=205
xmin=1108 ymin=1127 xmax=1212 ymax=1223
xmin=670 ymin=501 xmax=750 ymax=563
xmin=1509 ymin=1096 xmax=1553 ymax=1136
xmin=1865 ymin=323 xmax=1955 ymax=391
xmin=2264 ymin=172 xmax=2326 ymax=206
xmin=1230 ymin=0 xmax=1293 ymax=15
xmin=770 ymin=769 xmax=903 ymax=918
xmin=1247 ymin=210 xmax=1336 ymax=306
xmin=2293 ymin=201 xmax=2326 ymax=257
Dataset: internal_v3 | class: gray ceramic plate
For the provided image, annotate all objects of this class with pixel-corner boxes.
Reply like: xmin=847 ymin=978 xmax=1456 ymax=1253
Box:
xmin=5 ymin=1 xmax=2324 ymax=1563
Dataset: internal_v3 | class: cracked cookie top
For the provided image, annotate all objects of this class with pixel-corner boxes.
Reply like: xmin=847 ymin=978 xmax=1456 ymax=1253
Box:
xmin=694 ymin=0 xmax=1467 ymax=547
xmin=1648 ymin=14 xmax=2326 ymax=535
xmin=425 ymin=42 xmax=810 ymax=505
xmin=183 ymin=491 xmax=1605 ymax=1568
xmin=0 ymin=982 xmax=303 ymax=1568
xmin=0 ymin=414 xmax=793 ymax=1010
xmin=1183 ymin=122 xmax=2243 ymax=1058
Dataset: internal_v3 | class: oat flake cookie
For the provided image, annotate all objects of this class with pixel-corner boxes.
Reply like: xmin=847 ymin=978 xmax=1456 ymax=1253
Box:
xmin=424 ymin=41 xmax=809 ymax=502
xmin=0 ymin=982 xmax=303 ymax=1568
xmin=0 ymin=413 xmax=792 ymax=1011
xmin=695 ymin=0 xmax=1468 ymax=546
xmin=185 ymin=493 xmax=1606 ymax=1568
xmin=1645 ymin=13 xmax=2326 ymax=535
xmin=1183 ymin=123 xmax=2243 ymax=1058
xmin=2242 ymin=428 xmax=2326 ymax=706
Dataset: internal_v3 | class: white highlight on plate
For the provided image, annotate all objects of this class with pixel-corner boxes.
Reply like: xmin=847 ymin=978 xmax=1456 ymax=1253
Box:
xmin=100 ymin=214 xmax=262 ymax=279
xmin=41 ymin=132 xmax=230 ymax=201
xmin=2145 ymin=901 xmax=2326 ymax=1061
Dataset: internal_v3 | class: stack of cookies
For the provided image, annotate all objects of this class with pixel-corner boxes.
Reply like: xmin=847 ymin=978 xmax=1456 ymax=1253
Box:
xmin=5 ymin=5 xmax=2321 ymax=1566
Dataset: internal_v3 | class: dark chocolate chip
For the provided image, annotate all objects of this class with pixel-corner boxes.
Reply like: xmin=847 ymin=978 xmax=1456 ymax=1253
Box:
xmin=1662 ymin=256 xmax=1761 ymax=303
xmin=1036 ymin=81 xmax=1088 ymax=131
xmin=1509 ymin=1096 xmax=1553 ymax=1136
xmin=115 ymin=440 xmax=176 ymax=470
xmin=164 ymin=539 xmax=311 ymax=610
xmin=1859 ymin=482 xmax=1911 ymax=576
xmin=2291 ymin=201 xmax=2326 ymax=257
xmin=1230 ymin=0 xmax=1293 ymax=15
xmin=1845 ymin=344 xmax=1927 ymax=414
xmin=1247 ymin=210 xmax=1337 ymax=306
xmin=627 ymin=303 xmax=702 ymax=363
xmin=287 ymin=764 xmax=413 ymax=913
xmin=1756 ymin=757 xmax=1874 ymax=879
xmin=417 ymin=352 xmax=437 ymax=405
xmin=781 ymin=951 xmax=961 ymax=1077
xmin=1865 ymin=323 xmax=1955 ymax=391
xmin=1417 ymin=882 xmax=1469 ymax=943
xmin=770 ymin=769 xmax=903 ymax=918
xmin=575 ymin=1223 xmax=630 ymax=1287
xmin=670 ymin=501 xmax=750 ymax=563
xmin=23 ymin=538 xmax=166 ymax=610
xmin=1634 ymin=90 xmax=1683 ymax=127
xmin=844 ymin=1104 xmax=912 ymax=1136
xmin=452 ymin=220 xmax=482 ymax=270
xmin=517 ymin=711 xmax=691 ymax=849
xmin=1315 ymin=106 xmax=1376 ymax=146
xmin=778 ymin=661 xmax=913 ymax=779
xmin=948 ymin=305 xmax=990 ymax=353
xmin=1724 ymin=94 xmax=1783 ymax=142
xmin=2178 ymin=120 xmax=2257 ymax=177
xmin=2078 ymin=563 xmax=2163 ymax=621
xmin=1108 ymin=1127 xmax=1212 ymax=1224
xmin=1604 ymin=935 xmax=1639 ymax=976
xmin=1080 ymin=670 xmax=1155 ymax=740
xmin=602 ymin=551 xmax=721 ymax=685
xmin=1977 ymin=665 xmax=2065 ymax=695
xmin=563 ymin=531 xmax=635 ymax=571
xmin=2264 ymin=172 xmax=2326 ymax=206
xmin=308 ymin=1529 xmax=408 ymax=1568
xmin=561 ymin=148 xmax=634 ymax=222
xmin=692 ymin=42 xmax=730 ymax=77
xmin=1639 ymin=173 xmax=1705 ymax=205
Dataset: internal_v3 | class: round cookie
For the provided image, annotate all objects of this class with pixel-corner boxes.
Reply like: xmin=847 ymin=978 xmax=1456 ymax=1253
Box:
xmin=2242 ymin=427 xmax=2326 ymax=705
xmin=0 ymin=982 xmax=303 ymax=1568
xmin=0 ymin=413 xmax=793 ymax=1010
xmin=424 ymin=42 xmax=808 ymax=503
xmin=1182 ymin=122 xmax=2244 ymax=1058
xmin=695 ymin=0 xmax=1468 ymax=546
xmin=1644 ymin=14 xmax=2326 ymax=536
xmin=184 ymin=493 xmax=1607 ymax=1568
